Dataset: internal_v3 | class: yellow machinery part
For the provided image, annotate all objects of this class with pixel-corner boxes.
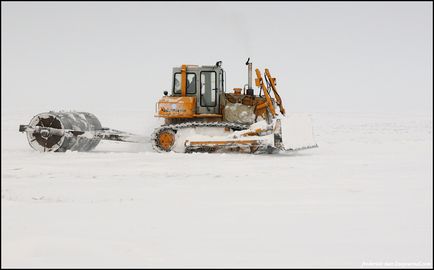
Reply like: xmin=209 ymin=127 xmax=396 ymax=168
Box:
xmin=193 ymin=114 xmax=222 ymax=118
xmin=188 ymin=139 xmax=261 ymax=146
xmin=181 ymin=64 xmax=187 ymax=97
xmin=158 ymin=130 xmax=175 ymax=151
xmin=255 ymin=69 xmax=276 ymax=117
xmin=156 ymin=96 xmax=196 ymax=118
xmin=264 ymin=69 xmax=286 ymax=116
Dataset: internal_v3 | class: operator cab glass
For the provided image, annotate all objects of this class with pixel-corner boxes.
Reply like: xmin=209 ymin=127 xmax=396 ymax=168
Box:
xmin=171 ymin=64 xmax=223 ymax=115
xmin=200 ymin=71 xmax=217 ymax=107
xmin=173 ymin=73 xmax=196 ymax=94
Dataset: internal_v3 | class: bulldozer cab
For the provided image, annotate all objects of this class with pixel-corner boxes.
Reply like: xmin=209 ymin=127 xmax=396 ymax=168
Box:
xmin=171 ymin=65 xmax=225 ymax=115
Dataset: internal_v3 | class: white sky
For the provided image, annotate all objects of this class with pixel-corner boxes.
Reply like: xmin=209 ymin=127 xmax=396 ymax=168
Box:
xmin=1 ymin=2 xmax=432 ymax=114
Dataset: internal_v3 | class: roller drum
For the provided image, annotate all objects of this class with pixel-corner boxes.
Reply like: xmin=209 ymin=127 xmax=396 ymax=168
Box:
xmin=26 ymin=111 xmax=102 ymax=152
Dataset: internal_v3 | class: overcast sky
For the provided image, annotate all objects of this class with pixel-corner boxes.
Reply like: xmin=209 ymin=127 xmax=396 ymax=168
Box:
xmin=1 ymin=2 xmax=432 ymax=114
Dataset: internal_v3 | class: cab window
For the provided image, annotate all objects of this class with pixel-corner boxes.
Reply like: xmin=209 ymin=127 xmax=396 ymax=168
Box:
xmin=200 ymin=71 xmax=217 ymax=107
xmin=174 ymin=73 xmax=196 ymax=94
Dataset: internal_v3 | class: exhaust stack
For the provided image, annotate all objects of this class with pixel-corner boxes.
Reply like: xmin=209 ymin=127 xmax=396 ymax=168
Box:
xmin=246 ymin=58 xmax=254 ymax=95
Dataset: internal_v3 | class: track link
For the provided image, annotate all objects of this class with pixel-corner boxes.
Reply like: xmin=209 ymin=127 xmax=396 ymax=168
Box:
xmin=151 ymin=122 xmax=248 ymax=153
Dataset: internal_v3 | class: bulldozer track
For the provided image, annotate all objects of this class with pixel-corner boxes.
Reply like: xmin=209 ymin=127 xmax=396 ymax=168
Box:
xmin=151 ymin=121 xmax=249 ymax=152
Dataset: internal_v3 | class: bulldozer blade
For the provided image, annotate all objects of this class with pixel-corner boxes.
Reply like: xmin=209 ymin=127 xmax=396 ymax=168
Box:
xmin=183 ymin=115 xmax=318 ymax=154
xmin=279 ymin=113 xmax=318 ymax=151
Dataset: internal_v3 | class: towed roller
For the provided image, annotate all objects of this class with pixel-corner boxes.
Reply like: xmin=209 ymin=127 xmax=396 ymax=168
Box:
xmin=19 ymin=111 xmax=147 ymax=152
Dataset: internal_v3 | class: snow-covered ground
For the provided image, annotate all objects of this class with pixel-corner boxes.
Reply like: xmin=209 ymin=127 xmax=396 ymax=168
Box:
xmin=1 ymin=109 xmax=432 ymax=268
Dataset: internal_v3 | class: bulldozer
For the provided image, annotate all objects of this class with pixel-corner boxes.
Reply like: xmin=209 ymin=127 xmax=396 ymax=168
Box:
xmin=18 ymin=59 xmax=318 ymax=154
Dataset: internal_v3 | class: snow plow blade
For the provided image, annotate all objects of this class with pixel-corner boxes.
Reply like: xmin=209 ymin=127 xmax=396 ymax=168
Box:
xmin=183 ymin=114 xmax=317 ymax=154
xmin=279 ymin=113 xmax=318 ymax=151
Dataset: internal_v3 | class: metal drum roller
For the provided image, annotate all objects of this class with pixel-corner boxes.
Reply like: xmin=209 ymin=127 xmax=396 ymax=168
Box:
xmin=20 ymin=111 xmax=102 ymax=152
xmin=19 ymin=111 xmax=147 ymax=152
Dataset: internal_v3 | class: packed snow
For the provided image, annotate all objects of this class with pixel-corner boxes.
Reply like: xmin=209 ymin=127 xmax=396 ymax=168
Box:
xmin=1 ymin=109 xmax=432 ymax=268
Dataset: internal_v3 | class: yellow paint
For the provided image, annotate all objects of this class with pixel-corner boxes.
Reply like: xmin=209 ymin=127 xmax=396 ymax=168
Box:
xmin=188 ymin=139 xmax=260 ymax=146
xmin=256 ymin=102 xmax=268 ymax=110
xmin=158 ymin=131 xmax=175 ymax=151
xmin=156 ymin=96 xmax=196 ymax=118
xmin=193 ymin=114 xmax=223 ymax=118
xmin=181 ymin=64 xmax=187 ymax=97
xmin=233 ymin=88 xmax=242 ymax=95
xmin=265 ymin=68 xmax=286 ymax=115
xmin=255 ymin=69 xmax=276 ymax=116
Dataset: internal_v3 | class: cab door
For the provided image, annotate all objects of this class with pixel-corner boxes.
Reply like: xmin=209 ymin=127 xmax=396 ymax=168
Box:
xmin=197 ymin=70 xmax=219 ymax=114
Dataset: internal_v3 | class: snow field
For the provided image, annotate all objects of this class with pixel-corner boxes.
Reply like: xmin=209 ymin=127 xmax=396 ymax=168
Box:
xmin=1 ymin=109 xmax=432 ymax=267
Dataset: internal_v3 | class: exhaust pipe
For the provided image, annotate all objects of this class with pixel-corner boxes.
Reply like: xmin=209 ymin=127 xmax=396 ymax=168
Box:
xmin=246 ymin=58 xmax=254 ymax=95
